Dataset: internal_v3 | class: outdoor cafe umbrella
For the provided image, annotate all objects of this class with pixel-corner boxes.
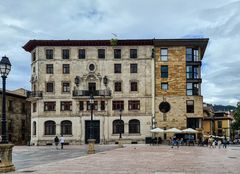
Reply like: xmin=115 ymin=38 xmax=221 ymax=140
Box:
xmin=182 ymin=128 xmax=198 ymax=133
xmin=150 ymin=128 xmax=165 ymax=133
xmin=165 ymin=128 xmax=182 ymax=133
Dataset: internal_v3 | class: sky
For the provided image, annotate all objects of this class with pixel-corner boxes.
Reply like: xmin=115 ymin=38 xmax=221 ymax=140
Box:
xmin=0 ymin=0 xmax=239 ymax=106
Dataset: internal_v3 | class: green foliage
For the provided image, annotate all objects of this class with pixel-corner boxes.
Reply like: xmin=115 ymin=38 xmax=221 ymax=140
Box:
xmin=231 ymin=102 xmax=240 ymax=130
xmin=110 ymin=38 xmax=118 ymax=46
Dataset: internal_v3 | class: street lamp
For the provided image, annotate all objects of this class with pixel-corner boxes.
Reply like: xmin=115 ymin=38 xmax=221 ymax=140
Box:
xmin=89 ymin=94 xmax=94 ymax=139
xmin=0 ymin=56 xmax=11 ymax=144
xmin=87 ymin=94 xmax=96 ymax=154
xmin=0 ymin=56 xmax=15 ymax=172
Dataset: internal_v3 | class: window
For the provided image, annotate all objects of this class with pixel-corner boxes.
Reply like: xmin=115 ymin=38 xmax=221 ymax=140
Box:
xmin=161 ymin=83 xmax=168 ymax=91
xmin=46 ymin=49 xmax=53 ymax=59
xmin=63 ymin=64 xmax=70 ymax=74
xmin=46 ymin=82 xmax=54 ymax=92
xmin=186 ymin=66 xmax=200 ymax=79
xmin=187 ymin=118 xmax=200 ymax=129
xmin=114 ymin=82 xmax=122 ymax=92
xmin=79 ymin=101 xmax=84 ymax=111
xmin=218 ymin=121 xmax=222 ymax=129
xmin=187 ymin=83 xmax=200 ymax=96
xmin=87 ymin=101 xmax=98 ymax=110
xmin=186 ymin=100 xmax=194 ymax=113
xmin=113 ymin=120 xmax=124 ymax=134
xmin=114 ymin=64 xmax=121 ymax=73
xmin=33 ymin=67 xmax=35 ymax=73
xmin=32 ymin=52 xmax=36 ymax=62
xmin=8 ymin=100 xmax=13 ymax=112
xmin=33 ymin=121 xmax=36 ymax=135
xmin=61 ymin=101 xmax=72 ymax=111
xmin=129 ymin=119 xmax=140 ymax=133
xmin=46 ymin=64 xmax=53 ymax=74
xmin=186 ymin=48 xmax=199 ymax=61
xmin=130 ymin=49 xmax=137 ymax=58
xmin=79 ymin=49 xmax=85 ymax=59
xmin=101 ymin=101 xmax=105 ymax=111
xmin=44 ymin=102 xmax=56 ymax=111
xmin=44 ymin=121 xmax=56 ymax=135
xmin=112 ymin=101 xmax=124 ymax=110
xmin=62 ymin=49 xmax=70 ymax=59
xmin=161 ymin=65 xmax=168 ymax=78
xmin=130 ymin=64 xmax=137 ymax=73
xmin=128 ymin=100 xmax=140 ymax=110
xmin=61 ymin=120 xmax=72 ymax=135
xmin=62 ymin=82 xmax=70 ymax=93
xmin=33 ymin=103 xmax=37 ymax=112
xmin=130 ymin=82 xmax=138 ymax=92
xmin=98 ymin=49 xmax=105 ymax=59
xmin=160 ymin=48 xmax=168 ymax=61
xmin=114 ymin=49 xmax=121 ymax=59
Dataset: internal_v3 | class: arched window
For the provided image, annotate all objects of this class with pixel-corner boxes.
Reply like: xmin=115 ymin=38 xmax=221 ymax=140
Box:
xmin=113 ymin=119 xmax=124 ymax=134
xmin=33 ymin=121 xmax=36 ymax=135
xmin=61 ymin=120 xmax=72 ymax=135
xmin=129 ymin=119 xmax=140 ymax=134
xmin=44 ymin=121 xmax=56 ymax=135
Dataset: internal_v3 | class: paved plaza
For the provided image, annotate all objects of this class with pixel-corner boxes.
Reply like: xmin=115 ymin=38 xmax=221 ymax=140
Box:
xmin=10 ymin=144 xmax=240 ymax=174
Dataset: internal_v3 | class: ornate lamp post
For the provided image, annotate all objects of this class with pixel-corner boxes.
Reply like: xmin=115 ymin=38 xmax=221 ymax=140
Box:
xmin=118 ymin=108 xmax=123 ymax=148
xmin=0 ymin=56 xmax=15 ymax=172
xmin=87 ymin=94 xmax=96 ymax=154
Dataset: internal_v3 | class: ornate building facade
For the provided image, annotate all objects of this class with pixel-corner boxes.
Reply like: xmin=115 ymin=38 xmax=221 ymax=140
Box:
xmin=23 ymin=38 xmax=208 ymax=145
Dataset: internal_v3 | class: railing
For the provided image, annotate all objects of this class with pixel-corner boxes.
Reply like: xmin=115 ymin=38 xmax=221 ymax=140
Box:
xmin=73 ymin=89 xmax=111 ymax=97
xmin=27 ymin=91 xmax=43 ymax=98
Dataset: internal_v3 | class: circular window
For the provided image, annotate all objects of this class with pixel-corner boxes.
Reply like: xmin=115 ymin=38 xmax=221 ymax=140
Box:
xmin=89 ymin=64 xmax=95 ymax=71
xmin=159 ymin=102 xmax=171 ymax=113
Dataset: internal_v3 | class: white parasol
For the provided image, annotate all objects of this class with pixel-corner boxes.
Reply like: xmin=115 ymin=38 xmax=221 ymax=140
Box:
xmin=182 ymin=128 xmax=198 ymax=133
xmin=165 ymin=128 xmax=182 ymax=133
xmin=150 ymin=128 xmax=165 ymax=133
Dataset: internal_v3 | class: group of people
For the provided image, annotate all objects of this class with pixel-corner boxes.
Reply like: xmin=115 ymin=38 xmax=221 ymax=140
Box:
xmin=54 ymin=135 xmax=65 ymax=150
xmin=207 ymin=136 xmax=228 ymax=148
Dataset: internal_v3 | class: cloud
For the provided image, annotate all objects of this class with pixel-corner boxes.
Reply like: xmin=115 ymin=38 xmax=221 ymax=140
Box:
xmin=0 ymin=0 xmax=239 ymax=106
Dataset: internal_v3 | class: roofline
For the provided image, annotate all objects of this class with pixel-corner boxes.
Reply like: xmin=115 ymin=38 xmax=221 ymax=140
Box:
xmin=0 ymin=90 xmax=27 ymax=99
xmin=22 ymin=38 xmax=209 ymax=53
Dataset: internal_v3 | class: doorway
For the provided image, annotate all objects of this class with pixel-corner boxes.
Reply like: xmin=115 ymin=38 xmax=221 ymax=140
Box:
xmin=85 ymin=120 xmax=100 ymax=144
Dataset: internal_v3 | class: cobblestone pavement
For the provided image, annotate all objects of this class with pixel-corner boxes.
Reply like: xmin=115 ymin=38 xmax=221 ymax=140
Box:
xmin=11 ymin=144 xmax=240 ymax=174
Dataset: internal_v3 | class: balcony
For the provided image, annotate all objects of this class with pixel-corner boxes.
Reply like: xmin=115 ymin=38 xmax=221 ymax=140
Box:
xmin=72 ymin=89 xmax=111 ymax=97
xmin=27 ymin=91 xmax=43 ymax=99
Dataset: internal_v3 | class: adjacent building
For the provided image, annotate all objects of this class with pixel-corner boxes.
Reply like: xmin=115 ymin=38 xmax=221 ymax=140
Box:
xmin=0 ymin=88 xmax=31 ymax=145
xmin=23 ymin=38 xmax=208 ymax=145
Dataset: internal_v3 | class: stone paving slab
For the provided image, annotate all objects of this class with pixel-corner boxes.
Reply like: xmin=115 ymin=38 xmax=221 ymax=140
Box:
xmin=10 ymin=145 xmax=240 ymax=174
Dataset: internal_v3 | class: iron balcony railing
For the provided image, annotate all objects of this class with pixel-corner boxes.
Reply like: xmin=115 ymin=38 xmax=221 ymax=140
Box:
xmin=27 ymin=91 xmax=43 ymax=98
xmin=73 ymin=89 xmax=111 ymax=97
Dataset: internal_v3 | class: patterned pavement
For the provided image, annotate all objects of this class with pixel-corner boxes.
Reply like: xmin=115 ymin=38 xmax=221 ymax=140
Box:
xmin=10 ymin=144 xmax=240 ymax=174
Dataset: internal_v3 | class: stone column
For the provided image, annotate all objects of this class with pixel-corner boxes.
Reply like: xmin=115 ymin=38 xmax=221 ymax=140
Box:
xmin=0 ymin=144 xmax=15 ymax=172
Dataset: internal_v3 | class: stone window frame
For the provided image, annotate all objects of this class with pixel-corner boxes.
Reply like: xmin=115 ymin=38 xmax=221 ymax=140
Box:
xmin=44 ymin=102 xmax=56 ymax=111
xmin=61 ymin=120 xmax=72 ymax=135
xmin=62 ymin=64 xmax=70 ymax=74
xmin=186 ymin=100 xmax=194 ymax=113
xmin=128 ymin=100 xmax=140 ymax=110
xmin=44 ymin=120 xmax=56 ymax=135
xmin=114 ymin=49 xmax=121 ymax=59
xmin=62 ymin=48 xmax=70 ymax=59
xmin=114 ymin=81 xmax=122 ymax=92
xmin=79 ymin=101 xmax=84 ymax=111
xmin=112 ymin=119 xmax=124 ymax=134
xmin=87 ymin=101 xmax=98 ymax=110
xmin=60 ymin=101 xmax=72 ymax=111
xmin=112 ymin=100 xmax=124 ymax=110
xmin=32 ymin=51 xmax=36 ymax=62
xmin=98 ymin=49 xmax=105 ymax=59
xmin=46 ymin=81 xmax=54 ymax=93
xmin=186 ymin=47 xmax=199 ymax=62
xmin=130 ymin=63 xmax=138 ymax=73
xmin=130 ymin=48 xmax=138 ymax=59
xmin=33 ymin=103 xmax=37 ymax=112
xmin=46 ymin=64 xmax=54 ymax=74
xmin=114 ymin=63 xmax=122 ymax=73
xmin=161 ymin=65 xmax=168 ymax=78
xmin=62 ymin=81 xmax=71 ymax=93
xmin=161 ymin=82 xmax=168 ymax=91
xmin=160 ymin=48 xmax=168 ymax=61
xmin=130 ymin=80 xmax=138 ymax=92
xmin=129 ymin=119 xmax=140 ymax=134
xmin=45 ymin=48 xmax=54 ymax=59
xmin=78 ymin=49 xmax=86 ymax=59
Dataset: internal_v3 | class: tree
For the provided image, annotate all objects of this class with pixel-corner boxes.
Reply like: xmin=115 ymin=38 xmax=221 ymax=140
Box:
xmin=231 ymin=102 xmax=240 ymax=131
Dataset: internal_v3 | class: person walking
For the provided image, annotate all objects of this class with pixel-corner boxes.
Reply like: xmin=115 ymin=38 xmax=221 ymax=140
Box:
xmin=54 ymin=136 xmax=59 ymax=150
xmin=60 ymin=135 xmax=65 ymax=149
xmin=223 ymin=136 xmax=227 ymax=148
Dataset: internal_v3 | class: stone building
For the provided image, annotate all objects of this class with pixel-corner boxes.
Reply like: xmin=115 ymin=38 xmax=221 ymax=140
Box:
xmin=23 ymin=38 xmax=208 ymax=145
xmin=0 ymin=88 xmax=31 ymax=145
